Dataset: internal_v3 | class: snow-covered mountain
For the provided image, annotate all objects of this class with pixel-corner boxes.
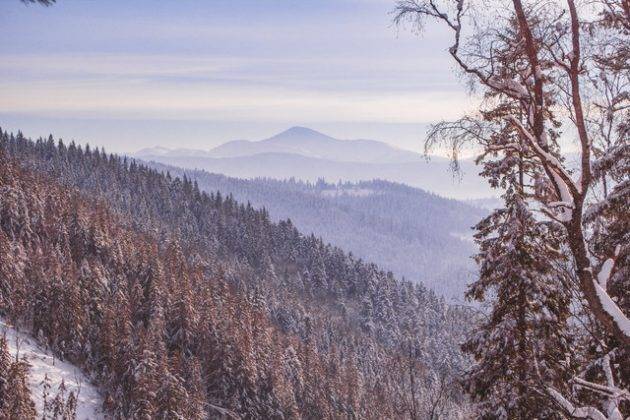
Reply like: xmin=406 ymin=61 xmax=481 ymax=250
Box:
xmin=134 ymin=127 xmax=494 ymax=199
xmin=136 ymin=126 xmax=424 ymax=164
xmin=206 ymin=126 xmax=425 ymax=163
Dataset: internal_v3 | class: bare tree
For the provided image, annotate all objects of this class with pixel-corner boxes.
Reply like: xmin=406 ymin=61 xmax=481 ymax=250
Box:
xmin=396 ymin=0 xmax=629 ymax=417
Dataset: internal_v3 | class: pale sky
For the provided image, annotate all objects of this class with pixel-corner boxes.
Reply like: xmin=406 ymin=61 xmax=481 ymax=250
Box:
xmin=0 ymin=0 xmax=477 ymax=153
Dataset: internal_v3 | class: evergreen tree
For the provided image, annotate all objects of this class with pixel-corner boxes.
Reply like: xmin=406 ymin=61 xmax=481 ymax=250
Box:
xmin=0 ymin=130 xmax=477 ymax=419
xmin=0 ymin=336 xmax=37 ymax=419
xmin=463 ymin=190 xmax=574 ymax=418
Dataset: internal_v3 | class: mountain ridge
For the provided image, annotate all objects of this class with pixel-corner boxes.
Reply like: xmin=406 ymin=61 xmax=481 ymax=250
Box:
xmin=134 ymin=127 xmax=494 ymax=199
xmin=136 ymin=126 xmax=426 ymax=164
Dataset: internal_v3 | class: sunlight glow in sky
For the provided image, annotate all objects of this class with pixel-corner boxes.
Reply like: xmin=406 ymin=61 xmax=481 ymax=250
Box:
xmin=0 ymin=0 xmax=476 ymax=153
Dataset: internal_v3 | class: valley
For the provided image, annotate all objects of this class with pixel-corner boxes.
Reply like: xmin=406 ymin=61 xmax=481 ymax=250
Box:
xmin=143 ymin=162 xmax=486 ymax=299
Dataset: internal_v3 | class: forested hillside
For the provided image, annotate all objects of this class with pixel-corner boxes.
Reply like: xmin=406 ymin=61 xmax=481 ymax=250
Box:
xmin=143 ymin=163 xmax=485 ymax=299
xmin=1 ymin=130 xmax=474 ymax=419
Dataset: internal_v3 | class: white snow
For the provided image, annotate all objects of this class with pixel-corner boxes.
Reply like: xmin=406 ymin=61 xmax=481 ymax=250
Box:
xmin=547 ymin=387 xmax=607 ymax=420
xmin=505 ymin=115 xmax=581 ymax=223
xmin=592 ymin=280 xmax=630 ymax=337
xmin=549 ymin=171 xmax=574 ymax=222
xmin=488 ymin=75 xmax=528 ymax=99
xmin=598 ymin=257 xmax=615 ymax=288
xmin=1 ymin=318 xmax=105 ymax=420
xmin=320 ymin=188 xmax=376 ymax=197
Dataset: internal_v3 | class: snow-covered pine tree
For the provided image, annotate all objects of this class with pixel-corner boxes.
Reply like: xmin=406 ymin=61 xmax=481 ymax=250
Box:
xmin=459 ymin=104 xmax=576 ymax=417
xmin=41 ymin=378 xmax=78 ymax=420
xmin=155 ymin=367 xmax=193 ymax=420
xmin=463 ymin=188 xmax=574 ymax=418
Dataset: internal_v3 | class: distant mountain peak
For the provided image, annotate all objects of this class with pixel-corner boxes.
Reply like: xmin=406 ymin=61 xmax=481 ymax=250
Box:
xmin=269 ymin=126 xmax=332 ymax=141
xmin=137 ymin=126 xmax=431 ymax=165
xmin=287 ymin=125 xmax=315 ymax=133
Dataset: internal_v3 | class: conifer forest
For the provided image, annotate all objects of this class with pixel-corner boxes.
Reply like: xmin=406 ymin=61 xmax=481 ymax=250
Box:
xmin=0 ymin=0 xmax=628 ymax=418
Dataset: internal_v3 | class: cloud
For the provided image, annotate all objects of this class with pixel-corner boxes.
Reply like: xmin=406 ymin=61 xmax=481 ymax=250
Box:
xmin=0 ymin=0 xmax=475 ymax=150
xmin=1 ymin=52 xmax=456 ymax=91
xmin=0 ymin=49 xmax=473 ymax=125
xmin=0 ymin=75 xmax=477 ymax=124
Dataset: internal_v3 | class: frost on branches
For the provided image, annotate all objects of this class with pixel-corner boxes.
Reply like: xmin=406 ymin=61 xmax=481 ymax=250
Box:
xmin=396 ymin=0 xmax=629 ymax=417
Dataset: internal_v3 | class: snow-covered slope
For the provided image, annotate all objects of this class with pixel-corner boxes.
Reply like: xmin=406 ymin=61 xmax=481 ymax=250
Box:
xmin=1 ymin=318 xmax=104 ymax=420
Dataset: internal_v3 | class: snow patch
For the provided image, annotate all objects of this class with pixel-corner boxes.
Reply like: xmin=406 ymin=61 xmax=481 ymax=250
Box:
xmin=1 ymin=318 xmax=105 ymax=420
xmin=320 ymin=188 xmax=376 ymax=197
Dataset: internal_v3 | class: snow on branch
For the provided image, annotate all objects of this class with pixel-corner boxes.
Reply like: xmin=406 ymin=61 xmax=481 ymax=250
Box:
xmin=506 ymin=116 xmax=580 ymax=193
xmin=487 ymin=76 xmax=530 ymax=100
xmin=548 ymin=351 xmax=630 ymax=420
xmin=207 ymin=404 xmax=240 ymax=419
xmin=602 ymin=354 xmax=615 ymax=391
xmin=505 ymin=115 xmax=583 ymax=222
xmin=597 ymin=245 xmax=620 ymax=289
xmin=549 ymin=172 xmax=575 ymax=222
xmin=588 ymin=238 xmax=630 ymax=341
xmin=593 ymin=279 xmax=630 ymax=337
xmin=572 ymin=355 xmax=628 ymax=420
xmin=573 ymin=378 xmax=621 ymax=398
xmin=547 ymin=387 xmax=608 ymax=420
